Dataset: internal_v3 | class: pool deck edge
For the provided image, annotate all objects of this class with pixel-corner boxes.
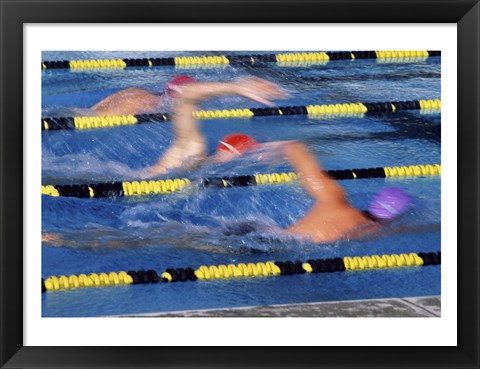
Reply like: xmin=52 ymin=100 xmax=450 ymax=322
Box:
xmin=114 ymin=295 xmax=441 ymax=318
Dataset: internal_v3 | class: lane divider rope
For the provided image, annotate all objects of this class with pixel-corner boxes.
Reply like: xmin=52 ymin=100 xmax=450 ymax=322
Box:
xmin=42 ymin=51 xmax=440 ymax=70
xmin=41 ymin=164 xmax=441 ymax=198
xmin=42 ymin=251 xmax=440 ymax=292
xmin=42 ymin=99 xmax=441 ymax=131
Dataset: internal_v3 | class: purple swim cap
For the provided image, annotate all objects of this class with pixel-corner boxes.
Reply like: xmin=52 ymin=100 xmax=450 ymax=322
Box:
xmin=368 ymin=187 xmax=411 ymax=219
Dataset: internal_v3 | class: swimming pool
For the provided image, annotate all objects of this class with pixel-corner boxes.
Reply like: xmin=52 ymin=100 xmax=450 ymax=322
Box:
xmin=41 ymin=51 xmax=441 ymax=317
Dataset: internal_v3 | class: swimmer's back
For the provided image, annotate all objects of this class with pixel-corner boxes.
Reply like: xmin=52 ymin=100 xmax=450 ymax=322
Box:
xmin=91 ymin=88 xmax=163 ymax=116
xmin=286 ymin=202 xmax=378 ymax=243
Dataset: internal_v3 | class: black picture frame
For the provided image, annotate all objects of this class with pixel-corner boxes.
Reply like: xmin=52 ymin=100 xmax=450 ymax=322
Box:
xmin=1 ymin=0 xmax=478 ymax=368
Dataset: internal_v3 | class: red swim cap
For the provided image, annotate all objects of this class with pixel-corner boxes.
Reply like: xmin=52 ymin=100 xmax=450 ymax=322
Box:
xmin=164 ymin=75 xmax=197 ymax=97
xmin=217 ymin=133 xmax=260 ymax=155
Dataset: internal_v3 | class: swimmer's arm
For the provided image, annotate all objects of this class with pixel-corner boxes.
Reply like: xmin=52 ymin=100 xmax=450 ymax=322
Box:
xmin=141 ymin=97 xmax=206 ymax=177
xmin=173 ymin=78 xmax=289 ymax=146
xmin=42 ymin=232 xmax=62 ymax=243
xmin=180 ymin=78 xmax=289 ymax=106
xmin=282 ymin=141 xmax=347 ymax=204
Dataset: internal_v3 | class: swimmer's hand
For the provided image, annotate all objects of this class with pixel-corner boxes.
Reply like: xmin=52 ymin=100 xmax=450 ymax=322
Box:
xmin=234 ymin=77 xmax=290 ymax=106
xmin=42 ymin=233 xmax=62 ymax=243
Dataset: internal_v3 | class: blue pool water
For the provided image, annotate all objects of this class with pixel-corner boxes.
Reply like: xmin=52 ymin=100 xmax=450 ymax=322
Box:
xmin=42 ymin=51 xmax=441 ymax=317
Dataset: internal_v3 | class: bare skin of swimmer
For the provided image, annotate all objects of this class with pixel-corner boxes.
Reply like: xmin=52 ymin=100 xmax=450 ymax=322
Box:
xmin=280 ymin=141 xmax=379 ymax=243
xmin=90 ymin=88 xmax=164 ymax=116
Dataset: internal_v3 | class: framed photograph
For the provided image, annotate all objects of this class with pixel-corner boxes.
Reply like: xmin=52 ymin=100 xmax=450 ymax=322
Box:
xmin=1 ymin=0 xmax=478 ymax=368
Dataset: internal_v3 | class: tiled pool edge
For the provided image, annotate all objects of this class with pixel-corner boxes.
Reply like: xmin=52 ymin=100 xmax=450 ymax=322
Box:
xmin=114 ymin=296 xmax=441 ymax=317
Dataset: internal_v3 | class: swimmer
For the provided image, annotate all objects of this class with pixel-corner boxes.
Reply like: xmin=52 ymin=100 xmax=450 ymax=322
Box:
xmin=140 ymin=76 xmax=290 ymax=177
xmin=82 ymin=75 xmax=197 ymax=117
xmin=214 ymin=138 xmax=411 ymax=243
xmin=277 ymin=141 xmax=411 ymax=242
